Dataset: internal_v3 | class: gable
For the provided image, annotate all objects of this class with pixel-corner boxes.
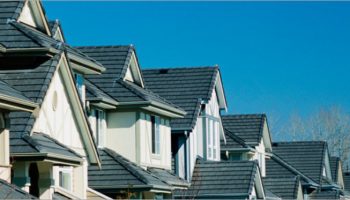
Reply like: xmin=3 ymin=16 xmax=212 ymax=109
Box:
xmin=17 ymin=0 xmax=51 ymax=36
xmin=30 ymin=53 xmax=99 ymax=165
xmin=123 ymin=50 xmax=144 ymax=87
xmin=32 ymin=66 xmax=85 ymax=156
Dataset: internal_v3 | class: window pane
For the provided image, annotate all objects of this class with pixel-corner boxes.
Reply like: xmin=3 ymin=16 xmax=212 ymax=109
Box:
xmin=151 ymin=116 xmax=156 ymax=154
xmin=74 ymin=73 xmax=84 ymax=97
xmin=155 ymin=117 xmax=160 ymax=154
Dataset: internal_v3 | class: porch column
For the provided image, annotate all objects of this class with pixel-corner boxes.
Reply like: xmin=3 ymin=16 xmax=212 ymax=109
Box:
xmin=12 ymin=162 xmax=31 ymax=192
xmin=37 ymin=162 xmax=54 ymax=199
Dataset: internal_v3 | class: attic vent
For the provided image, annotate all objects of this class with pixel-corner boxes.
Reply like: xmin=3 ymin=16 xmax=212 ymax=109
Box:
xmin=159 ymin=69 xmax=168 ymax=74
xmin=272 ymin=143 xmax=278 ymax=147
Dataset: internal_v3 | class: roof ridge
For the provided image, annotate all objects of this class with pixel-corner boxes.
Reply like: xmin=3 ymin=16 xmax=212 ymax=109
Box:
xmin=222 ymin=113 xmax=266 ymax=118
xmin=10 ymin=21 xmax=45 ymax=47
xmin=248 ymin=161 xmax=258 ymax=195
xmin=75 ymin=44 xmax=133 ymax=49
xmin=116 ymin=80 xmax=148 ymax=101
xmin=119 ymin=47 xmax=134 ymax=79
xmin=11 ymin=1 xmax=25 ymax=20
xmin=143 ymin=66 xmax=218 ymax=71
xmin=85 ymin=79 xmax=116 ymax=102
xmin=206 ymin=66 xmax=218 ymax=101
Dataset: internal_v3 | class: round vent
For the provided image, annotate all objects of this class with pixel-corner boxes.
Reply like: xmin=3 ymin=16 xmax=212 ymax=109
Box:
xmin=52 ymin=91 xmax=58 ymax=111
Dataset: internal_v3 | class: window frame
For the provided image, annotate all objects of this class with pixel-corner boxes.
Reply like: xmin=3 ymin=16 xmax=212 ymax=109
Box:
xmin=151 ymin=115 xmax=161 ymax=155
xmin=58 ymin=166 xmax=73 ymax=191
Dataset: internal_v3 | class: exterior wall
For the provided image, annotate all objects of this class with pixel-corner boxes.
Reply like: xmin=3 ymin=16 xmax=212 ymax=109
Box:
xmin=0 ymin=127 xmax=10 ymax=182
xmin=177 ymin=88 xmax=223 ymax=180
xmin=251 ymin=140 xmax=266 ymax=177
xmin=106 ymin=111 xmax=172 ymax=170
xmin=138 ymin=112 xmax=172 ymax=170
xmin=106 ymin=111 xmax=137 ymax=162
xmin=31 ymin=71 xmax=87 ymax=199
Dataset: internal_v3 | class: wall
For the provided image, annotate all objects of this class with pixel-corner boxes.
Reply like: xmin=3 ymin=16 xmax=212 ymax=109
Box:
xmin=106 ymin=111 xmax=137 ymax=162
xmin=32 ymin=71 xmax=87 ymax=198
xmin=0 ymin=123 xmax=10 ymax=182
xmin=139 ymin=112 xmax=171 ymax=170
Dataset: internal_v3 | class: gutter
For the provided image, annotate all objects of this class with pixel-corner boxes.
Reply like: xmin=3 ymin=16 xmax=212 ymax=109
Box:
xmin=11 ymin=152 xmax=83 ymax=166
xmin=0 ymin=94 xmax=38 ymax=112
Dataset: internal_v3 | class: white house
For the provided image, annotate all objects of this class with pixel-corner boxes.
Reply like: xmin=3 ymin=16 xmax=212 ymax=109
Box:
xmin=77 ymin=45 xmax=189 ymax=199
xmin=142 ymin=67 xmax=227 ymax=181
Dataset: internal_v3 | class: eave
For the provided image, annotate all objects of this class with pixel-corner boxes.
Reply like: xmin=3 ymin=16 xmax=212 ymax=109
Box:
xmin=0 ymin=94 xmax=37 ymax=112
xmin=11 ymin=152 xmax=83 ymax=166
xmin=68 ymin=53 xmax=105 ymax=75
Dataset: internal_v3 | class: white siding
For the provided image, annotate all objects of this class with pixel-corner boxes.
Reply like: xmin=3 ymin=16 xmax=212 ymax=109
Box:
xmin=32 ymin=71 xmax=87 ymax=199
xmin=139 ymin=112 xmax=171 ymax=170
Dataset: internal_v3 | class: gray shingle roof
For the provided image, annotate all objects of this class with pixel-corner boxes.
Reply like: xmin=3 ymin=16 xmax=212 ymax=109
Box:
xmin=221 ymin=128 xmax=251 ymax=150
xmin=11 ymin=132 xmax=83 ymax=164
xmin=147 ymin=167 xmax=189 ymax=189
xmin=0 ymin=79 xmax=33 ymax=102
xmin=0 ymin=54 xmax=59 ymax=154
xmin=76 ymin=46 xmax=184 ymax=113
xmin=309 ymin=190 xmax=341 ymax=200
xmin=85 ymin=79 xmax=117 ymax=106
xmin=330 ymin=157 xmax=340 ymax=183
xmin=89 ymin=148 xmax=171 ymax=191
xmin=271 ymin=141 xmax=327 ymax=185
xmin=263 ymin=177 xmax=300 ymax=199
xmin=221 ymin=114 xmax=266 ymax=147
xmin=0 ymin=178 xmax=36 ymax=199
xmin=175 ymin=159 xmax=258 ymax=198
xmin=142 ymin=67 xmax=219 ymax=130
xmin=343 ymin=172 xmax=350 ymax=192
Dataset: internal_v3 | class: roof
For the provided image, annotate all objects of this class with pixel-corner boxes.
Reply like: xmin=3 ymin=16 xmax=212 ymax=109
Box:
xmin=85 ymin=79 xmax=118 ymax=106
xmin=266 ymin=154 xmax=316 ymax=186
xmin=76 ymin=46 xmax=185 ymax=116
xmin=271 ymin=141 xmax=327 ymax=185
xmin=221 ymin=128 xmax=251 ymax=150
xmin=343 ymin=172 xmax=350 ymax=192
xmin=330 ymin=157 xmax=341 ymax=183
xmin=221 ymin=114 xmax=266 ymax=147
xmin=147 ymin=167 xmax=190 ymax=189
xmin=142 ymin=67 xmax=219 ymax=130
xmin=88 ymin=148 xmax=171 ymax=192
xmin=263 ymin=177 xmax=301 ymax=199
xmin=175 ymin=159 xmax=259 ymax=198
xmin=12 ymin=132 xmax=83 ymax=165
xmin=309 ymin=190 xmax=342 ymax=200
xmin=0 ymin=54 xmax=59 ymax=153
xmin=0 ymin=178 xmax=36 ymax=199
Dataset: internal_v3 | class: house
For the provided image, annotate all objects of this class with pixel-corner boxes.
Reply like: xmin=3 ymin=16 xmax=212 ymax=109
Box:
xmin=0 ymin=0 xmax=109 ymax=198
xmin=330 ymin=157 xmax=345 ymax=190
xmin=142 ymin=67 xmax=227 ymax=181
xmin=75 ymin=46 xmax=189 ymax=198
xmin=220 ymin=114 xmax=273 ymax=177
xmin=263 ymin=177 xmax=303 ymax=200
xmin=266 ymin=141 xmax=346 ymax=199
xmin=0 ymin=77 xmax=37 ymax=199
xmin=173 ymin=159 xmax=265 ymax=199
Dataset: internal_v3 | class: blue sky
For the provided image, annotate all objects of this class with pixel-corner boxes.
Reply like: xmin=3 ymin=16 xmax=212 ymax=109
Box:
xmin=44 ymin=2 xmax=350 ymax=136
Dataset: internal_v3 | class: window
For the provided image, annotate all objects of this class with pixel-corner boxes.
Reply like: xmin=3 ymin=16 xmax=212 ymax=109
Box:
xmin=151 ymin=116 xmax=160 ymax=155
xmin=207 ymin=120 xmax=218 ymax=160
xmin=95 ymin=109 xmax=106 ymax=147
xmin=74 ymin=73 xmax=84 ymax=98
xmin=58 ymin=167 xmax=72 ymax=191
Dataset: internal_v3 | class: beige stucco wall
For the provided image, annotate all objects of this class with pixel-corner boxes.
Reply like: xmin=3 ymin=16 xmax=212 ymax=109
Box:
xmin=106 ymin=111 xmax=137 ymax=162
xmin=105 ymin=111 xmax=172 ymax=170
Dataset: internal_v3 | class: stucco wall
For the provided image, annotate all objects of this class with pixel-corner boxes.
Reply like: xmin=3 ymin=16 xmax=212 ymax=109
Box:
xmin=106 ymin=111 xmax=137 ymax=162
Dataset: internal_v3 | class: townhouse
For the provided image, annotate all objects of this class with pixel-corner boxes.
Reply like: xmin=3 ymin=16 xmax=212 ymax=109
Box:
xmin=0 ymin=0 xmax=350 ymax=200
xmin=143 ymin=67 xmax=227 ymax=180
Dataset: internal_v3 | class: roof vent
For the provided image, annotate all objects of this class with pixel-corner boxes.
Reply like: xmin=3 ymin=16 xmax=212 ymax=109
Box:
xmin=159 ymin=69 xmax=168 ymax=74
xmin=272 ymin=143 xmax=278 ymax=147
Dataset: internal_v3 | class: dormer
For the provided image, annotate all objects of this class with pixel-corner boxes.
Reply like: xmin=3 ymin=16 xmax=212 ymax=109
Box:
xmin=18 ymin=0 xmax=51 ymax=36
xmin=122 ymin=48 xmax=144 ymax=87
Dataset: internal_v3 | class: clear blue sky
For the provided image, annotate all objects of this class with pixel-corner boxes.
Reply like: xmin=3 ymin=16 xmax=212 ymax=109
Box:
xmin=43 ymin=1 xmax=350 ymax=134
